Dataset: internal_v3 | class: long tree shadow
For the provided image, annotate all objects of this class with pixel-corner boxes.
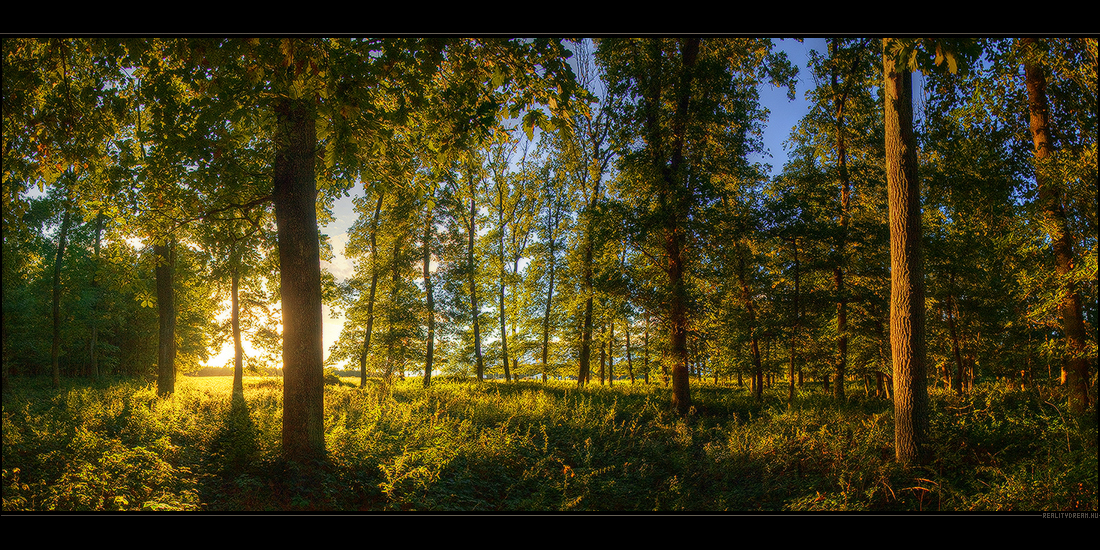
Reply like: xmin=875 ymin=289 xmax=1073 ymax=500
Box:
xmin=208 ymin=389 xmax=261 ymax=475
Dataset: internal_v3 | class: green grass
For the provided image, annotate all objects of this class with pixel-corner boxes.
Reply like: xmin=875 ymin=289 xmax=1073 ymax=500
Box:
xmin=2 ymin=374 xmax=1096 ymax=512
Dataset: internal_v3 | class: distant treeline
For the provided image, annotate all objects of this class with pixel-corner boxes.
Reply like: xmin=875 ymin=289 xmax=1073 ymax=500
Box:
xmin=187 ymin=366 xmax=283 ymax=377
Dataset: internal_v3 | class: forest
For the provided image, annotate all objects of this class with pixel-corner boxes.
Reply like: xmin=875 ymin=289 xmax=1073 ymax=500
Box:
xmin=2 ymin=37 xmax=1097 ymax=512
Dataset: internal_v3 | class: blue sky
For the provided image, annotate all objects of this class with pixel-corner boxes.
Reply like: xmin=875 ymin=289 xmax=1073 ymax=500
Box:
xmin=311 ymin=37 xmax=832 ymax=369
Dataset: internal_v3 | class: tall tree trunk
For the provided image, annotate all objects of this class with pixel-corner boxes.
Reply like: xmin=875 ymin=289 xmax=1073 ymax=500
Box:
xmin=423 ymin=201 xmax=435 ymax=388
xmin=498 ymin=189 xmax=511 ymax=383
xmin=884 ymin=39 xmax=928 ymax=466
xmin=647 ymin=37 xmax=700 ymax=415
xmin=1022 ymin=38 xmax=1089 ymax=415
xmin=468 ymin=183 xmax=485 ymax=382
xmin=643 ymin=312 xmax=651 ymax=384
xmin=946 ymin=293 xmax=964 ymax=395
xmin=231 ymin=252 xmax=244 ymax=395
xmin=273 ymin=96 xmax=324 ymax=462
xmin=737 ymin=247 xmax=764 ymax=401
xmin=89 ymin=213 xmax=104 ymax=379
xmin=385 ymin=239 xmax=401 ymax=382
xmin=789 ymin=238 xmax=800 ymax=402
xmin=599 ymin=321 xmax=606 ymax=385
xmin=540 ymin=236 xmax=556 ymax=384
xmin=626 ymin=318 xmax=635 ymax=384
xmin=51 ymin=204 xmax=73 ymax=388
xmin=360 ymin=192 xmax=385 ymax=388
xmin=830 ymin=38 xmax=852 ymax=402
xmin=608 ymin=320 xmax=615 ymax=386
xmin=155 ymin=238 xmax=176 ymax=397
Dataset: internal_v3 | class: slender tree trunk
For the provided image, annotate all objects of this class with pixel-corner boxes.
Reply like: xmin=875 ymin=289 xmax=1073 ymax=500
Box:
xmin=273 ymin=96 xmax=324 ymax=462
xmin=737 ymin=247 xmax=764 ymax=401
xmin=608 ymin=319 xmax=615 ymax=386
xmin=831 ymin=38 xmax=852 ymax=402
xmin=51 ymin=205 xmax=73 ymax=388
xmin=540 ymin=236 xmax=556 ymax=384
xmin=498 ymin=193 xmax=511 ymax=383
xmin=360 ymin=193 xmax=384 ymax=388
xmin=155 ymin=238 xmax=176 ymax=397
xmin=789 ymin=238 xmax=800 ymax=402
xmin=643 ymin=312 xmax=650 ymax=384
xmin=231 ymin=254 xmax=244 ymax=395
xmin=1022 ymin=38 xmax=1089 ymax=415
xmin=946 ymin=293 xmax=964 ymax=395
xmin=385 ymin=239 xmax=400 ymax=382
xmin=468 ymin=182 xmax=485 ymax=382
xmin=884 ymin=39 xmax=928 ymax=466
xmin=423 ymin=202 xmax=435 ymax=388
xmin=599 ymin=321 xmax=606 ymax=385
xmin=89 ymin=213 xmax=104 ymax=379
xmin=626 ymin=318 xmax=635 ymax=384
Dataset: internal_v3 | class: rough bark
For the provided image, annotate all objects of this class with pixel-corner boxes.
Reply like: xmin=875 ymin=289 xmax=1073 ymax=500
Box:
xmin=884 ymin=39 xmax=928 ymax=466
xmin=273 ymin=96 xmax=325 ymax=462
xmin=1022 ymin=38 xmax=1090 ymax=415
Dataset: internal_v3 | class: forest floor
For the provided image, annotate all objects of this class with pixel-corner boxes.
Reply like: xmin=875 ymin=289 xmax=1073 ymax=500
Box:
xmin=2 ymin=373 xmax=1096 ymax=513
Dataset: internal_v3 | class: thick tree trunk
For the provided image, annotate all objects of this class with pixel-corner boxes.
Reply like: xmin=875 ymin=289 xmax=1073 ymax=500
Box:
xmin=653 ymin=37 xmax=700 ymax=415
xmin=51 ymin=205 xmax=72 ymax=388
xmin=273 ymin=96 xmax=325 ymax=462
xmin=1022 ymin=38 xmax=1090 ymax=415
xmin=155 ymin=238 xmax=176 ymax=397
xmin=884 ymin=39 xmax=928 ymax=466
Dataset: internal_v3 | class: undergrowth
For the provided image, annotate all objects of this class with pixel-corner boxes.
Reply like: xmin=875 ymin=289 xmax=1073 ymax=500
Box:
xmin=2 ymin=375 xmax=1095 ymax=512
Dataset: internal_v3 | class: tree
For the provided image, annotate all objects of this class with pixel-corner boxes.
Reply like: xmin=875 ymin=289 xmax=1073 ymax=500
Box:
xmin=883 ymin=37 xmax=926 ymax=465
xmin=597 ymin=37 xmax=795 ymax=413
xmin=1019 ymin=37 xmax=1096 ymax=414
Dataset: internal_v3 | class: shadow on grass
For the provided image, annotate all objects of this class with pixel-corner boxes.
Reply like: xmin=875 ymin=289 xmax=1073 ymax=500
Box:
xmin=208 ymin=390 xmax=261 ymax=475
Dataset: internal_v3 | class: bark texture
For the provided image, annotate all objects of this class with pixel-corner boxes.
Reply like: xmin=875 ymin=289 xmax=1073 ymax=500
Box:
xmin=273 ymin=96 xmax=325 ymax=462
xmin=884 ymin=40 xmax=928 ymax=466
xmin=1022 ymin=38 xmax=1090 ymax=415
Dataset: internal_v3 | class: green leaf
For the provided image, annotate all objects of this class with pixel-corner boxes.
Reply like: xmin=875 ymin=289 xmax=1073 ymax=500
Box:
xmin=522 ymin=110 xmax=546 ymax=141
